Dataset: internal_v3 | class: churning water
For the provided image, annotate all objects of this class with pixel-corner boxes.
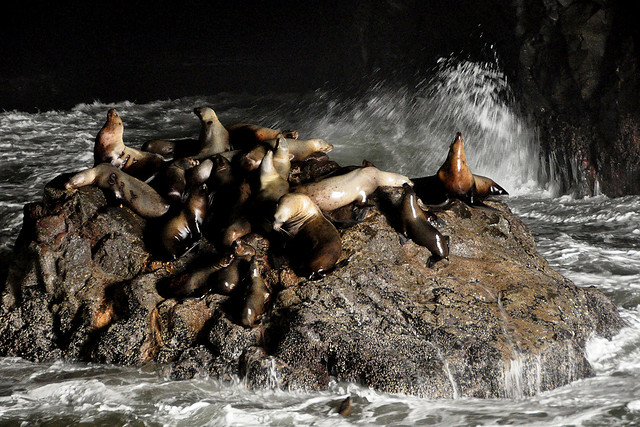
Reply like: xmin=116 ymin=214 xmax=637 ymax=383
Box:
xmin=1 ymin=60 xmax=639 ymax=425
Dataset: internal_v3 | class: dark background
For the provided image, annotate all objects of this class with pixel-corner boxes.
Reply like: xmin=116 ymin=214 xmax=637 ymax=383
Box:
xmin=1 ymin=1 xmax=516 ymax=112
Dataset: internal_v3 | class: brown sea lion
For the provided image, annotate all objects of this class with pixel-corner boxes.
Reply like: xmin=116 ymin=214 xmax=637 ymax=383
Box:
xmin=228 ymin=123 xmax=298 ymax=151
xmin=161 ymin=252 xmax=235 ymax=298
xmin=338 ymin=396 xmax=352 ymax=416
xmin=412 ymin=132 xmax=508 ymax=207
xmin=240 ymin=259 xmax=271 ymax=327
xmin=473 ymin=174 xmax=508 ymax=197
xmin=273 ymin=193 xmax=342 ymax=278
xmin=160 ymin=184 xmax=209 ymax=259
xmin=400 ymin=183 xmax=449 ymax=266
xmin=213 ymin=240 xmax=257 ymax=295
xmin=65 ymin=164 xmax=170 ymax=218
xmin=154 ymin=157 xmax=199 ymax=203
xmin=292 ymin=166 xmax=412 ymax=212
xmin=94 ymin=109 xmax=165 ymax=181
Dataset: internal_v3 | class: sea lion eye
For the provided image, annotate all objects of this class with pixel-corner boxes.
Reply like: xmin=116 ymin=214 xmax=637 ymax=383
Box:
xmin=207 ymin=120 xmax=213 ymax=125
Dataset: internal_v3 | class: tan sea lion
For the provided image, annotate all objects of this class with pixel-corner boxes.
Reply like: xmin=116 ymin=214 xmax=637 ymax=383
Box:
xmin=142 ymin=106 xmax=230 ymax=160
xmin=266 ymin=137 xmax=333 ymax=161
xmin=292 ymin=166 xmax=412 ymax=212
xmin=160 ymin=184 xmax=208 ymax=259
xmin=240 ymin=259 xmax=271 ymax=327
xmin=65 ymin=164 xmax=170 ymax=218
xmin=437 ymin=132 xmax=475 ymax=199
xmin=271 ymin=136 xmax=292 ymax=180
xmin=93 ymin=109 xmax=165 ymax=181
xmin=400 ymin=183 xmax=449 ymax=266
xmin=256 ymin=150 xmax=290 ymax=205
xmin=273 ymin=193 xmax=342 ymax=278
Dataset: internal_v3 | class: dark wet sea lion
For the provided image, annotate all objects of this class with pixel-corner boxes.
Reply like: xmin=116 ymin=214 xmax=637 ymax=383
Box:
xmin=473 ymin=174 xmax=508 ymax=197
xmin=153 ymin=157 xmax=199 ymax=203
xmin=240 ymin=259 xmax=271 ymax=327
xmin=94 ymin=109 xmax=165 ymax=181
xmin=160 ymin=184 xmax=209 ymax=259
xmin=273 ymin=193 xmax=342 ymax=278
xmin=400 ymin=183 xmax=449 ymax=265
xmin=65 ymin=164 xmax=170 ymax=218
xmin=161 ymin=252 xmax=235 ymax=298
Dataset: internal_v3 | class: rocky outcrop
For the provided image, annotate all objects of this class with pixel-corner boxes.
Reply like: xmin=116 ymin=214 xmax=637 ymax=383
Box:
xmin=514 ymin=0 xmax=640 ymax=196
xmin=0 ymin=173 xmax=622 ymax=398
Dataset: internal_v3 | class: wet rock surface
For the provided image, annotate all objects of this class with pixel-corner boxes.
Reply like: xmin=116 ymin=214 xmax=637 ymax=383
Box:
xmin=0 ymin=175 xmax=623 ymax=398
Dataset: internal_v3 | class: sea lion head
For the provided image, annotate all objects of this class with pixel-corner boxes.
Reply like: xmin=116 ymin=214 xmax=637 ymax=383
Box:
xmin=311 ymin=138 xmax=333 ymax=153
xmin=193 ymin=106 xmax=218 ymax=124
xmin=273 ymin=193 xmax=318 ymax=233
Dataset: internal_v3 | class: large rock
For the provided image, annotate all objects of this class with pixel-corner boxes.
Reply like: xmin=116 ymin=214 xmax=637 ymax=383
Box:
xmin=0 ymin=174 xmax=623 ymax=398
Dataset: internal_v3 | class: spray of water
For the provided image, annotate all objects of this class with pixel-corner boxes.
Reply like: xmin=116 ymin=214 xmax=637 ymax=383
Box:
xmin=305 ymin=58 xmax=548 ymax=196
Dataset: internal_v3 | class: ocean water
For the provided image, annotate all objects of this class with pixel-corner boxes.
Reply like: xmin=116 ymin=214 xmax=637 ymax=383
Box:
xmin=0 ymin=60 xmax=639 ymax=426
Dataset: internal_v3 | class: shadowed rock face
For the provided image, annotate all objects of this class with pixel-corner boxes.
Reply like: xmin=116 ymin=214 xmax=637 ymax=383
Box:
xmin=0 ymin=175 xmax=622 ymax=398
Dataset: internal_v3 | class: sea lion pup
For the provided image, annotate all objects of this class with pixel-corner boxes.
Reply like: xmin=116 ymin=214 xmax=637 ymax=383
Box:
xmin=265 ymin=137 xmax=333 ymax=161
xmin=291 ymin=166 xmax=412 ymax=212
xmin=413 ymin=132 xmax=508 ymax=207
xmin=228 ymin=122 xmax=298 ymax=151
xmin=160 ymin=184 xmax=209 ymax=259
xmin=399 ymin=183 xmax=449 ymax=266
xmin=93 ymin=108 xmax=165 ymax=181
xmin=65 ymin=164 xmax=170 ymax=218
xmin=240 ymin=258 xmax=272 ymax=327
xmin=273 ymin=193 xmax=342 ymax=278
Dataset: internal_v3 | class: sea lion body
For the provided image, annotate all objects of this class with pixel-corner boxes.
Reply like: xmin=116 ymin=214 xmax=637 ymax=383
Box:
xmin=241 ymin=260 xmax=271 ymax=327
xmin=228 ymin=123 xmax=298 ymax=151
xmin=193 ymin=106 xmax=230 ymax=159
xmin=257 ymin=150 xmax=290 ymax=205
xmin=65 ymin=164 xmax=170 ymax=218
xmin=161 ymin=184 xmax=208 ymax=258
xmin=271 ymin=136 xmax=292 ymax=180
xmin=473 ymin=174 xmax=508 ymax=197
xmin=156 ymin=157 xmax=199 ymax=203
xmin=400 ymin=184 xmax=449 ymax=263
xmin=437 ymin=132 xmax=475 ymax=198
xmin=162 ymin=253 xmax=235 ymax=298
xmin=94 ymin=109 xmax=165 ymax=180
xmin=266 ymin=137 xmax=333 ymax=161
xmin=273 ymin=193 xmax=342 ymax=277
xmin=292 ymin=166 xmax=412 ymax=212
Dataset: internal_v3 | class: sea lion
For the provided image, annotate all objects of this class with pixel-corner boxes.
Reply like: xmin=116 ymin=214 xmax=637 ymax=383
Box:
xmin=413 ymin=132 xmax=508 ymax=207
xmin=161 ymin=252 xmax=235 ymax=298
xmin=292 ymin=166 xmax=412 ymax=212
xmin=273 ymin=193 xmax=342 ymax=278
xmin=400 ymin=183 xmax=449 ymax=265
xmin=256 ymin=150 xmax=290 ymax=205
xmin=240 ymin=259 xmax=271 ymax=327
xmin=142 ymin=106 xmax=230 ymax=160
xmin=214 ymin=240 xmax=257 ymax=295
xmin=271 ymin=136 xmax=292 ymax=180
xmin=338 ymin=396 xmax=352 ymax=416
xmin=154 ymin=157 xmax=199 ymax=203
xmin=93 ymin=109 xmax=165 ymax=181
xmin=228 ymin=123 xmax=298 ymax=151
xmin=192 ymin=106 xmax=230 ymax=159
xmin=65 ymin=164 xmax=170 ymax=218
xmin=265 ymin=137 xmax=333 ymax=161
xmin=160 ymin=184 xmax=209 ymax=259
xmin=473 ymin=174 xmax=508 ymax=198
